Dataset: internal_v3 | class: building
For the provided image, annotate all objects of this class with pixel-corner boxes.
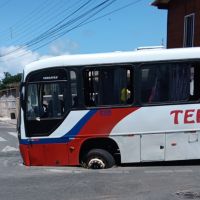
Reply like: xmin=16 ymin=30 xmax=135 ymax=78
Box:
xmin=152 ymin=0 xmax=200 ymax=48
xmin=0 ymin=83 xmax=19 ymax=119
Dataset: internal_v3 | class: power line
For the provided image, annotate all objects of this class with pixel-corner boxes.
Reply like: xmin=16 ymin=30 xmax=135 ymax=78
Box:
xmin=1 ymin=0 xmax=83 ymax=44
xmin=0 ymin=0 xmax=143 ymax=61
xmin=0 ymin=0 xmax=48 ymax=36
xmin=30 ymin=0 xmax=117 ymax=52
xmin=26 ymin=0 xmax=108 ymax=47
xmin=31 ymin=0 xmax=117 ymax=48
xmin=26 ymin=0 xmax=93 ymax=46
xmin=0 ymin=0 xmax=73 ymax=41
xmin=0 ymin=0 xmax=110 ymax=56
xmin=39 ymin=0 xmax=143 ymax=48
xmin=82 ymin=0 xmax=143 ymax=25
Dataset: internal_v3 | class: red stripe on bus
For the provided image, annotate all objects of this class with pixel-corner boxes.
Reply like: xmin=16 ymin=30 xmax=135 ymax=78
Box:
xmin=68 ymin=107 xmax=139 ymax=165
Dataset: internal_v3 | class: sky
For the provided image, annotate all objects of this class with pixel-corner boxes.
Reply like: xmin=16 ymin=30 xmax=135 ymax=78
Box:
xmin=0 ymin=0 xmax=167 ymax=78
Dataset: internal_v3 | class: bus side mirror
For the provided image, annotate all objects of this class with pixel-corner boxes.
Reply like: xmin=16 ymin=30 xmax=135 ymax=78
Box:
xmin=19 ymin=82 xmax=25 ymax=111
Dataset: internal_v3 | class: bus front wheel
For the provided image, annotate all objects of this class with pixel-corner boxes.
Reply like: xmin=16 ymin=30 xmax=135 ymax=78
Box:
xmin=84 ymin=149 xmax=115 ymax=169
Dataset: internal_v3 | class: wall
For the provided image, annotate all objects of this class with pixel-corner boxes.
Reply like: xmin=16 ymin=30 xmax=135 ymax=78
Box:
xmin=0 ymin=95 xmax=17 ymax=118
xmin=0 ymin=86 xmax=19 ymax=119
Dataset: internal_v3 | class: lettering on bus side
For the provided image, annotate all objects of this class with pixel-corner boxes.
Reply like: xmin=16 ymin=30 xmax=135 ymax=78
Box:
xmin=170 ymin=109 xmax=200 ymax=124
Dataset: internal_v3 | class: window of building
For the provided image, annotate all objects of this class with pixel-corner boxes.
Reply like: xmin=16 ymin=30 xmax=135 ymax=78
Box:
xmin=83 ymin=66 xmax=134 ymax=107
xmin=140 ymin=62 xmax=200 ymax=104
xmin=184 ymin=13 xmax=195 ymax=47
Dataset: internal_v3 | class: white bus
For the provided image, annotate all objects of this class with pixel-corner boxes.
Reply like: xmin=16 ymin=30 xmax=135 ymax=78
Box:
xmin=18 ymin=47 xmax=200 ymax=169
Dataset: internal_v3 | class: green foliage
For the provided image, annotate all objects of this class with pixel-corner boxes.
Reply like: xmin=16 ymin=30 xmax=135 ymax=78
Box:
xmin=0 ymin=72 xmax=22 ymax=90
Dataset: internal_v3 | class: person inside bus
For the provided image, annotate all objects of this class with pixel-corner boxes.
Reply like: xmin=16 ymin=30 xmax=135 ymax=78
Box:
xmin=72 ymin=96 xmax=78 ymax=108
xmin=47 ymin=91 xmax=64 ymax=117
xmin=120 ymin=84 xmax=132 ymax=104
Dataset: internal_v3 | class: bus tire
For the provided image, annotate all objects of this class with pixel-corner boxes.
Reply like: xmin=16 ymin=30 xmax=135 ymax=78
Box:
xmin=84 ymin=149 xmax=115 ymax=169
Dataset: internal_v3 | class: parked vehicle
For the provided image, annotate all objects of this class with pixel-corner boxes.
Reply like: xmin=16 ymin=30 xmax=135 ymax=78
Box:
xmin=18 ymin=47 xmax=200 ymax=169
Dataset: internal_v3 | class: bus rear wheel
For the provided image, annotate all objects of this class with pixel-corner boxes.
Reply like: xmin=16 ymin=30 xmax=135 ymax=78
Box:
xmin=84 ymin=149 xmax=115 ymax=169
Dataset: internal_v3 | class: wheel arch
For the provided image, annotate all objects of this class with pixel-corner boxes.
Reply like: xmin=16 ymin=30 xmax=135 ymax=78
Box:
xmin=79 ymin=137 xmax=121 ymax=165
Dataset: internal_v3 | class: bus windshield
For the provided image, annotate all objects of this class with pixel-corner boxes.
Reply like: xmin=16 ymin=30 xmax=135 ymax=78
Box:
xmin=27 ymin=82 xmax=67 ymax=120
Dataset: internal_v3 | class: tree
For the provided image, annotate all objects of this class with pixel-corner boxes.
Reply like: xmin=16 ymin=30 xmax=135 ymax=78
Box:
xmin=0 ymin=72 xmax=22 ymax=90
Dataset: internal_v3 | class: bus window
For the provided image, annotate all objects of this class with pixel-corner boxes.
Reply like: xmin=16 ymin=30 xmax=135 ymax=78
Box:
xmin=25 ymin=68 xmax=69 ymax=137
xmin=188 ymin=63 xmax=200 ymax=101
xmin=27 ymin=84 xmax=39 ymax=119
xmin=83 ymin=69 xmax=99 ymax=106
xmin=120 ymin=68 xmax=133 ymax=104
xmin=141 ymin=64 xmax=170 ymax=103
xmin=83 ymin=66 xmax=134 ymax=107
xmin=140 ymin=62 xmax=200 ymax=104
xmin=70 ymin=71 xmax=78 ymax=108
xmin=42 ymin=83 xmax=66 ymax=118
xmin=26 ymin=82 xmax=67 ymax=119
xmin=170 ymin=63 xmax=191 ymax=101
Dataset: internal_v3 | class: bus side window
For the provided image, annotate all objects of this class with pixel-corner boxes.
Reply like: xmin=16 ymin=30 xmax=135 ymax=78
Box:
xmin=189 ymin=63 xmax=200 ymax=101
xmin=140 ymin=66 xmax=162 ymax=103
xmin=70 ymin=71 xmax=78 ymax=108
xmin=83 ymin=66 xmax=134 ymax=107
xmin=120 ymin=68 xmax=133 ymax=104
xmin=140 ymin=62 xmax=200 ymax=104
xmin=83 ymin=69 xmax=99 ymax=107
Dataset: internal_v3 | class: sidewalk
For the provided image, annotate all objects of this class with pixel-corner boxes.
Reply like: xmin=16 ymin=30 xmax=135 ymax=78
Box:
xmin=0 ymin=117 xmax=17 ymax=126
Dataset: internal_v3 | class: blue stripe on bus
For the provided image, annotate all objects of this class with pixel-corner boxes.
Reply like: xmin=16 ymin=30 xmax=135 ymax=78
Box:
xmin=63 ymin=109 xmax=97 ymax=138
xmin=20 ymin=109 xmax=97 ymax=145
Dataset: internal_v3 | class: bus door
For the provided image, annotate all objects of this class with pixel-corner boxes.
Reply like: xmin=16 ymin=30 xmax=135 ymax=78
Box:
xmin=141 ymin=133 xmax=165 ymax=161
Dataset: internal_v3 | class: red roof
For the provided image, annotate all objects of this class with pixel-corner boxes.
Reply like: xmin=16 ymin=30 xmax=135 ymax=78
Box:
xmin=151 ymin=0 xmax=171 ymax=9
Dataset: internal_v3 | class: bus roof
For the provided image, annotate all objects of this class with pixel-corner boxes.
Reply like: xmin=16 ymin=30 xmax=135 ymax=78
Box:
xmin=24 ymin=47 xmax=200 ymax=78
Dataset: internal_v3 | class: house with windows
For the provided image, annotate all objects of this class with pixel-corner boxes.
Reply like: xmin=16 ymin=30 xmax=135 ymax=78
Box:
xmin=152 ymin=0 xmax=200 ymax=48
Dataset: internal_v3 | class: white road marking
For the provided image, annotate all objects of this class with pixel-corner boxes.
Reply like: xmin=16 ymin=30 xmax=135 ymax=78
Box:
xmin=99 ymin=170 xmax=130 ymax=174
xmin=45 ymin=168 xmax=130 ymax=174
xmin=1 ymin=146 xmax=19 ymax=152
xmin=8 ymin=132 xmax=18 ymax=138
xmin=174 ymin=169 xmax=193 ymax=173
xmin=145 ymin=170 xmax=173 ymax=174
xmin=45 ymin=169 xmax=83 ymax=174
xmin=145 ymin=169 xmax=193 ymax=174
xmin=0 ymin=137 xmax=6 ymax=142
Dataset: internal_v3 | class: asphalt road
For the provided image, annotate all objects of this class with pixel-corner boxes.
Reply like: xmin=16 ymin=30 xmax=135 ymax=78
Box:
xmin=0 ymin=121 xmax=200 ymax=200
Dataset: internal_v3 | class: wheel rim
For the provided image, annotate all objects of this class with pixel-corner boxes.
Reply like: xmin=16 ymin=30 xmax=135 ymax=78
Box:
xmin=88 ymin=158 xmax=106 ymax=169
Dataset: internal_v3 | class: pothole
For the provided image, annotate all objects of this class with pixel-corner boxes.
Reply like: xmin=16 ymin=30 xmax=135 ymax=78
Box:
xmin=176 ymin=190 xmax=200 ymax=199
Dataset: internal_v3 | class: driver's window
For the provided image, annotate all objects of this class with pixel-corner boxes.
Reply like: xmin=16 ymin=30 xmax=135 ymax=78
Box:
xmin=25 ymin=68 xmax=70 ymax=137
xmin=27 ymin=84 xmax=39 ymax=119
xmin=27 ymin=82 xmax=67 ymax=120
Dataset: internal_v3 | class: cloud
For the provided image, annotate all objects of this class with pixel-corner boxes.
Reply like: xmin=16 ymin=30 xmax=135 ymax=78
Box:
xmin=0 ymin=38 xmax=80 ymax=80
xmin=49 ymin=38 xmax=79 ymax=56
xmin=0 ymin=46 xmax=40 ymax=79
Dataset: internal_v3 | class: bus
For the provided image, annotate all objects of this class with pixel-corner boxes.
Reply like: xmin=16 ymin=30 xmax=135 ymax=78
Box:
xmin=18 ymin=47 xmax=200 ymax=169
